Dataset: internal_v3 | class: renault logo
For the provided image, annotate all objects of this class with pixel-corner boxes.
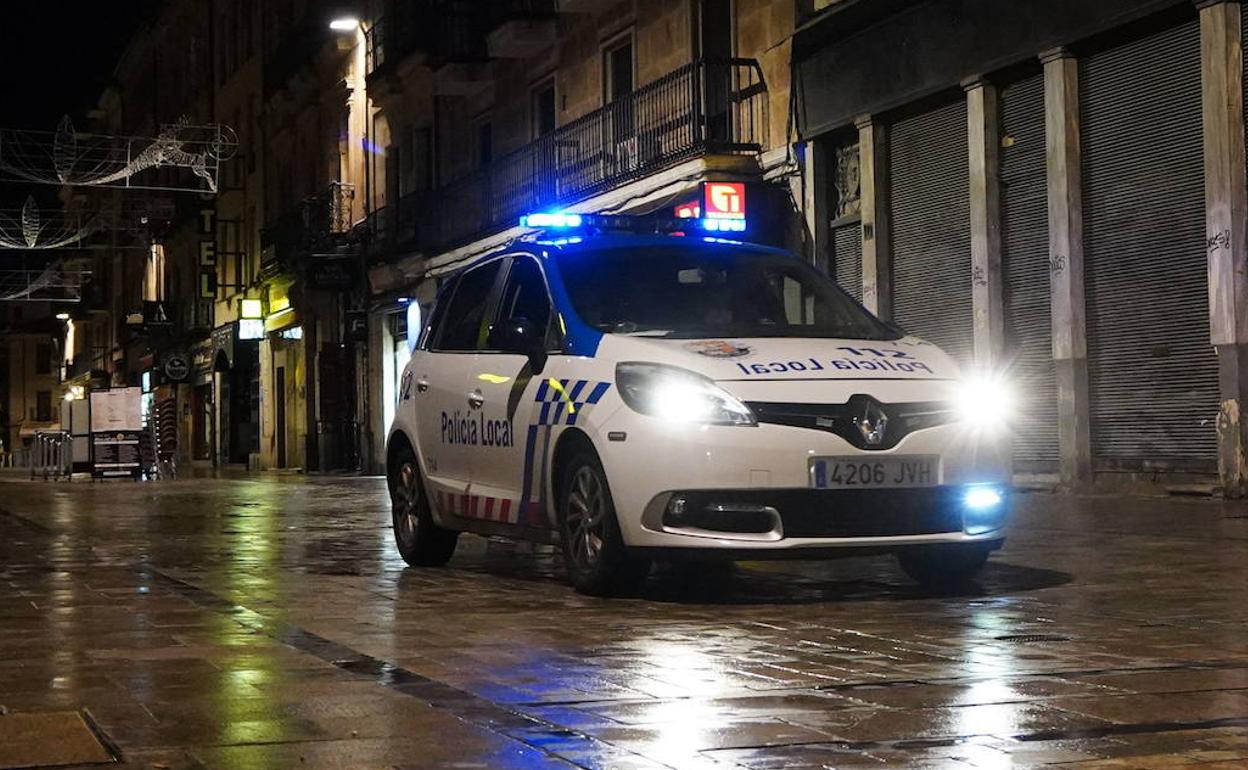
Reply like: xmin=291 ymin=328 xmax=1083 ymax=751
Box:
xmin=853 ymin=398 xmax=889 ymax=447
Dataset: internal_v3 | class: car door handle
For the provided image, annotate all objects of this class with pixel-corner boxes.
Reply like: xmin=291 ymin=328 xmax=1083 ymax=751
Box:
xmin=415 ymin=378 xmax=430 ymax=393
xmin=467 ymin=389 xmax=485 ymax=409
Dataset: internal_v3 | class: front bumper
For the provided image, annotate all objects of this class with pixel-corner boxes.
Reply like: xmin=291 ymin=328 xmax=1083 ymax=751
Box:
xmin=593 ymin=402 xmax=1011 ymax=551
xmin=640 ymin=486 xmax=1008 ymax=548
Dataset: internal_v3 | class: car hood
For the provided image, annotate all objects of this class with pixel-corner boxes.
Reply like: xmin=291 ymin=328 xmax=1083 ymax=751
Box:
xmin=598 ymin=335 xmax=960 ymax=382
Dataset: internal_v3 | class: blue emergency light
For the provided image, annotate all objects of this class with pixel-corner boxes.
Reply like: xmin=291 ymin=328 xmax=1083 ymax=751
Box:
xmin=519 ymin=212 xmax=583 ymax=228
xmin=519 ymin=211 xmax=747 ymax=235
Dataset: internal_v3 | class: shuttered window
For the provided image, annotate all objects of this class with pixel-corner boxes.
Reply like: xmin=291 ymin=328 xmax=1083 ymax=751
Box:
xmin=889 ymin=99 xmax=972 ymax=362
xmin=1080 ymin=19 xmax=1217 ymax=469
xmin=832 ymin=223 xmax=863 ymax=302
xmin=1001 ymin=72 xmax=1059 ymax=469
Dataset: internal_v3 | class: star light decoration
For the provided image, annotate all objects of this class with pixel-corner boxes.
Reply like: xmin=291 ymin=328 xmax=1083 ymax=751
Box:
xmin=0 ymin=116 xmax=238 ymax=194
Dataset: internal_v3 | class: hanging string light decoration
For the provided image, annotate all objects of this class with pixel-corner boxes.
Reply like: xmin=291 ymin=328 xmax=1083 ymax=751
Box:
xmin=0 ymin=197 xmax=103 ymax=250
xmin=0 ymin=116 xmax=238 ymax=193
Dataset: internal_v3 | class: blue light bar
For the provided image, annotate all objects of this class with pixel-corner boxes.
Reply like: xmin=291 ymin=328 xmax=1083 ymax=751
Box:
xmin=520 ymin=212 xmax=583 ymax=228
xmin=702 ymin=218 xmax=746 ymax=232
xmin=519 ymin=212 xmax=748 ymax=236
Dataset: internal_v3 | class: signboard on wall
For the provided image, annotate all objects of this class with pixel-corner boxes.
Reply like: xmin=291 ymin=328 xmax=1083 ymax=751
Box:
xmin=308 ymin=255 xmax=359 ymax=290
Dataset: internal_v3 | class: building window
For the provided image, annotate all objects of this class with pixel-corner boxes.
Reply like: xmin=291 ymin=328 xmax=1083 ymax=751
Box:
xmin=35 ymin=343 xmax=51 ymax=375
xmin=35 ymin=391 xmax=51 ymax=422
xmin=603 ymin=35 xmax=634 ymax=104
xmin=532 ymin=79 xmax=557 ymax=139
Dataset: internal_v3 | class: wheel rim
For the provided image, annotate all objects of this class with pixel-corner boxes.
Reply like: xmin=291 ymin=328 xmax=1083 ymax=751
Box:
xmin=565 ymin=465 xmax=607 ymax=572
xmin=393 ymin=462 xmax=421 ymax=544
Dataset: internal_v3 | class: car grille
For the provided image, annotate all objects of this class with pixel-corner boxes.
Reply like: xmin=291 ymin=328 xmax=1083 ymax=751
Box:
xmin=745 ymin=398 xmax=955 ymax=450
xmin=669 ymin=488 xmax=965 ymax=539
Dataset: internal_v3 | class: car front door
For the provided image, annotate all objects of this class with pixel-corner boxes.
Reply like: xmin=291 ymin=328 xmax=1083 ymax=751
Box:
xmin=410 ymin=259 xmax=505 ymax=518
xmin=467 ymin=255 xmax=555 ymax=527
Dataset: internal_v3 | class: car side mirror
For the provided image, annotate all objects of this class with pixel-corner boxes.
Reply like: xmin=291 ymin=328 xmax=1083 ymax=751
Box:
xmin=493 ymin=317 xmax=548 ymax=373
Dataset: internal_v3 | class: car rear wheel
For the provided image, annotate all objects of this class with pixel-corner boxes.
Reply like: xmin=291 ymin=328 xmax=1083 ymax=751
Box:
xmin=390 ymin=447 xmax=458 ymax=567
xmin=558 ymin=450 xmax=648 ymax=596
xmin=895 ymin=543 xmax=991 ymax=587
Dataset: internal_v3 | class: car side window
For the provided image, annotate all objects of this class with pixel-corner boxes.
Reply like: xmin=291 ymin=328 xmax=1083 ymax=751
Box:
xmin=493 ymin=257 xmax=553 ymax=345
xmin=433 ymin=260 xmax=504 ymax=351
xmin=420 ymin=278 xmax=458 ymax=350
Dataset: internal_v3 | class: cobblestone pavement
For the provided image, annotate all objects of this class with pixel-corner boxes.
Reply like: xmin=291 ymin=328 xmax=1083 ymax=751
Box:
xmin=2 ymin=477 xmax=1248 ymax=769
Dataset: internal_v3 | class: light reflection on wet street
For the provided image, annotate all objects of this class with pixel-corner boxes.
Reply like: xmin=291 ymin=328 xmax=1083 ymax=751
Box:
xmin=3 ymin=477 xmax=1248 ymax=769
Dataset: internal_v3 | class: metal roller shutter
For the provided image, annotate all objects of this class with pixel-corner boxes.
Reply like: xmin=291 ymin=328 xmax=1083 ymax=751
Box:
xmin=889 ymin=100 xmax=972 ymax=362
xmin=1080 ymin=19 xmax=1218 ymax=469
xmin=832 ymin=223 xmax=863 ymax=302
xmin=1000 ymin=72 xmax=1059 ymax=470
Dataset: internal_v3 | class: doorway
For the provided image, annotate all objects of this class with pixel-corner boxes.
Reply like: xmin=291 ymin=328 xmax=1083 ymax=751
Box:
xmin=275 ymin=366 xmax=287 ymax=468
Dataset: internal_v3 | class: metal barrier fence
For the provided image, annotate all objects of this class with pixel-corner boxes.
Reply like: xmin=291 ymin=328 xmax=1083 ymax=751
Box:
xmin=31 ymin=430 xmax=72 ymax=481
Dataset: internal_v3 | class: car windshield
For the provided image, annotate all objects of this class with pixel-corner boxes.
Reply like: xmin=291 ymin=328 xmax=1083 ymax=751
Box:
xmin=553 ymin=243 xmax=901 ymax=341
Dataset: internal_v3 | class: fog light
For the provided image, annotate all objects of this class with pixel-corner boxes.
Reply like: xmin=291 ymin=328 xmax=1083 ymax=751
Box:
xmin=964 ymin=487 xmax=1002 ymax=510
xmin=963 ymin=485 xmax=1006 ymax=535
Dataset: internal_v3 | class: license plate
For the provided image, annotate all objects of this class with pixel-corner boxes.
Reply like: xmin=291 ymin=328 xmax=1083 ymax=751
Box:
xmin=809 ymin=456 xmax=938 ymax=489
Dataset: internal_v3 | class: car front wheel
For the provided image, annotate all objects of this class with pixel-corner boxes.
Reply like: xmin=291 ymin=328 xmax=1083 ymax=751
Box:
xmin=557 ymin=450 xmax=648 ymax=596
xmin=390 ymin=447 xmax=458 ymax=567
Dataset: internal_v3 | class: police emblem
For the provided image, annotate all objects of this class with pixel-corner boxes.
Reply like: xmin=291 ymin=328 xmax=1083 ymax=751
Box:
xmin=684 ymin=340 xmax=753 ymax=358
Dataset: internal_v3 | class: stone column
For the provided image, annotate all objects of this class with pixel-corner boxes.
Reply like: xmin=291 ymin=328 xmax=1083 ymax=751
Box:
xmin=855 ymin=115 xmax=892 ymax=318
xmin=1042 ymin=48 xmax=1093 ymax=486
xmin=802 ymin=139 xmax=831 ymax=270
xmin=964 ymin=78 xmax=1005 ymax=369
xmin=1199 ymin=0 xmax=1248 ymax=497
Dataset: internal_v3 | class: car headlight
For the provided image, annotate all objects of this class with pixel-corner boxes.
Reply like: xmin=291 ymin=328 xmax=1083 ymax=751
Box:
xmin=615 ymin=362 xmax=756 ymax=426
xmin=955 ymin=374 xmax=1015 ymax=429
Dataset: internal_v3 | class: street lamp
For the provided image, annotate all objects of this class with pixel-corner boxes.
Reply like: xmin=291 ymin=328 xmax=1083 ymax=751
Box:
xmin=329 ymin=17 xmax=361 ymax=32
xmin=55 ymin=312 xmax=70 ymax=321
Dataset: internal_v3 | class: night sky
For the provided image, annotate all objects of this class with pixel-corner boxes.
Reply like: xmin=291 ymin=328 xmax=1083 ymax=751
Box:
xmin=0 ymin=2 xmax=159 ymax=209
xmin=3 ymin=2 xmax=160 ymax=131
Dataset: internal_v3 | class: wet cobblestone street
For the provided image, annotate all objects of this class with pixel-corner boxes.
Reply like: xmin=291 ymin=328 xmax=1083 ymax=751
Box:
xmin=3 ymin=477 xmax=1248 ymax=769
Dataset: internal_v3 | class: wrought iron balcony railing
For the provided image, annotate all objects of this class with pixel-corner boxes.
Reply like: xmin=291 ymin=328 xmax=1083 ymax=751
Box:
xmin=368 ymin=58 xmax=767 ymax=259
xmin=262 ymin=182 xmax=357 ymax=276
xmin=66 ymin=346 xmax=109 ymax=380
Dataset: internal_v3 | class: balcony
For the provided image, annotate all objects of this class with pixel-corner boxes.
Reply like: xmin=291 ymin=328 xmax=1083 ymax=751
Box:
xmin=369 ymin=59 xmax=768 ymax=260
xmin=262 ymin=182 xmax=357 ymax=278
xmin=66 ymin=346 xmax=109 ymax=381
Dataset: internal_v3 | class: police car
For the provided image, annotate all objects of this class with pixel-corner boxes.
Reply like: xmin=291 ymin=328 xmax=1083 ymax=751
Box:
xmin=387 ymin=213 xmax=1011 ymax=595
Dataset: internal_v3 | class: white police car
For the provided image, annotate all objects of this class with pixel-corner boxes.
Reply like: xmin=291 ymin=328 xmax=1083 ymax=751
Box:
xmin=387 ymin=215 xmax=1011 ymax=595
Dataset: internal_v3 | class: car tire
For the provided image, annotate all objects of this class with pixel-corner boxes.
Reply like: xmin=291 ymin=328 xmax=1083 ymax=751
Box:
xmin=895 ymin=543 xmax=991 ymax=587
xmin=390 ymin=446 xmax=459 ymax=567
xmin=557 ymin=449 xmax=648 ymax=596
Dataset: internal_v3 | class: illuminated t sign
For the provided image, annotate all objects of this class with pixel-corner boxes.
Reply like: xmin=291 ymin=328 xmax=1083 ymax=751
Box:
xmin=703 ymin=182 xmax=745 ymax=219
